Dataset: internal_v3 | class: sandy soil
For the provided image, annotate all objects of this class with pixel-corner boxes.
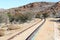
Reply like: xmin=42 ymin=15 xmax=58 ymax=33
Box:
xmin=0 ymin=18 xmax=41 ymax=40
xmin=0 ymin=18 xmax=59 ymax=40
xmin=55 ymin=21 xmax=60 ymax=40
xmin=34 ymin=18 xmax=54 ymax=40
xmin=9 ymin=18 xmax=43 ymax=40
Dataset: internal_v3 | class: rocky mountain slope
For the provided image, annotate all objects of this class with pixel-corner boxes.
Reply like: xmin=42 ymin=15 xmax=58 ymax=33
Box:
xmin=8 ymin=2 xmax=55 ymax=13
xmin=0 ymin=1 xmax=60 ymax=17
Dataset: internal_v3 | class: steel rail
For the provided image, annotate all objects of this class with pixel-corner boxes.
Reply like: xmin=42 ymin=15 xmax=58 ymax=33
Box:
xmin=8 ymin=19 xmax=42 ymax=40
xmin=26 ymin=19 xmax=46 ymax=40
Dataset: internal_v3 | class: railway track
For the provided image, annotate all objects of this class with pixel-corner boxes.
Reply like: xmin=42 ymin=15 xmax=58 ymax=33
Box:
xmin=7 ymin=19 xmax=42 ymax=40
xmin=26 ymin=19 xmax=46 ymax=40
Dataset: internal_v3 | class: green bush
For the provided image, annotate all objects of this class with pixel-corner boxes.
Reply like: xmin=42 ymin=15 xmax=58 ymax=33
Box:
xmin=42 ymin=13 xmax=49 ymax=18
xmin=0 ymin=15 xmax=3 ymax=23
xmin=17 ymin=12 xmax=34 ymax=23
xmin=7 ymin=12 xmax=35 ymax=23
xmin=7 ymin=13 xmax=14 ymax=23
xmin=35 ymin=13 xmax=43 ymax=19
xmin=35 ymin=13 xmax=40 ymax=18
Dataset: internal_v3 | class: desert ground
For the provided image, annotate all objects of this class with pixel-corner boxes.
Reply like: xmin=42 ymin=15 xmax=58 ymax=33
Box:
xmin=0 ymin=18 xmax=41 ymax=40
xmin=0 ymin=18 xmax=60 ymax=40
xmin=34 ymin=18 xmax=54 ymax=40
xmin=54 ymin=19 xmax=60 ymax=40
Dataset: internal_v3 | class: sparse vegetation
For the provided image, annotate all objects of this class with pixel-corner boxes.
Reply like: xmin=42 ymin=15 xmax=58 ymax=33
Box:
xmin=7 ymin=12 xmax=14 ymax=23
xmin=0 ymin=1 xmax=60 ymax=37
xmin=0 ymin=13 xmax=8 ymax=23
xmin=35 ymin=12 xmax=49 ymax=19
xmin=7 ymin=12 xmax=35 ymax=23
xmin=35 ymin=13 xmax=40 ymax=18
xmin=0 ymin=15 xmax=3 ymax=23
xmin=7 ymin=24 xmax=21 ymax=30
xmin=42 ymin=13 xmax=49 ymax=18
xmin=16 ymin=12 xmax=34 ymax=23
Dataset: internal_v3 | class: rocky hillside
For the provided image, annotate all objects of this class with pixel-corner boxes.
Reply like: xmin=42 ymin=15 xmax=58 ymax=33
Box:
xmin=8 ymin=2 xmax=55 ymax=14
xmin=0 ymin=1 xmax=60 ymax=17
xmin=40 ymin=1 xmax=60 ymax=17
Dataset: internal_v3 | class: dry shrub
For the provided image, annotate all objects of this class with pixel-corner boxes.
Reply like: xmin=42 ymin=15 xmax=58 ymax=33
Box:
xmin=14 ymin=12 xmax=34 ymax=23
xmin=0 ymin=28 xmax=6 ymax=36
xmin=8 ymin=24 xmax=21 ymax=30
xmin=7 ymin=12 xmax=35 ymax=23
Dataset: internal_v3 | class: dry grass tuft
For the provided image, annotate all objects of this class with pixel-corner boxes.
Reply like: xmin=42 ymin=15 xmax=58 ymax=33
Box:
xmin=7 ymin=24 xmax=21 ymax=30
xmin=0 ymin=28 xmax=7 ymax=36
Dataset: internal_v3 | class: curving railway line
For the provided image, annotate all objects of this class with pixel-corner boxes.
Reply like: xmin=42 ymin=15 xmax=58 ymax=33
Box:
xmin=7 ymin=19 xmax=46 ymax=40
xmin=26 ymin=19 xmax=46 ymax=40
